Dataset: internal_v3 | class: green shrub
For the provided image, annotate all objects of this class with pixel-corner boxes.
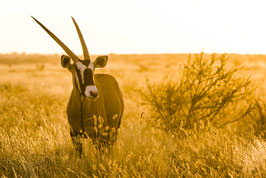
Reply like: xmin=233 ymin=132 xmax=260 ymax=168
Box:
xmin=141 ymin=53 xmax=256 ymax=134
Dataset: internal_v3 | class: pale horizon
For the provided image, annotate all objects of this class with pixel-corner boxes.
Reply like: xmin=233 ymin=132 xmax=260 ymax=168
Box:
xmin=1 ymin=0 xmax=266 ymax=55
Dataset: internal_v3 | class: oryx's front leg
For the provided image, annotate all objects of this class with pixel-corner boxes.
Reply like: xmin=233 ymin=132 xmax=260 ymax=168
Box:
xmin=70 ymin=131 xmax=82 ymax=156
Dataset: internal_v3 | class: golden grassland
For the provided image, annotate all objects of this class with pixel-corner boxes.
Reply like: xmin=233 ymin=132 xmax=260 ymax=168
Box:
xmin=0 ymin=53 xmax=265 ymax=177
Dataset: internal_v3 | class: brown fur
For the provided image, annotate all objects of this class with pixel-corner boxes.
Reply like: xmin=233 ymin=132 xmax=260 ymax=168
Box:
xmin=67 ymin=72 xmax=124 ymax=151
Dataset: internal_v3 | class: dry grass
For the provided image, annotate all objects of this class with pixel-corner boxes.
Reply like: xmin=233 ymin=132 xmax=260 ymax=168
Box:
xmin=0 ymin=53 xmax=265 ymax=177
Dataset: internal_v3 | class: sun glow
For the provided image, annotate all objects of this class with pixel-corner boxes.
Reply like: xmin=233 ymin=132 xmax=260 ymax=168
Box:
xmin=0 ymin=0 xmax=266 ymax=54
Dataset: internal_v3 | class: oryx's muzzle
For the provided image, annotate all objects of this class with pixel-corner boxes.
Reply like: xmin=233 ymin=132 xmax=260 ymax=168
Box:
xmin=85 ymin=85 xmax=98 ymax=99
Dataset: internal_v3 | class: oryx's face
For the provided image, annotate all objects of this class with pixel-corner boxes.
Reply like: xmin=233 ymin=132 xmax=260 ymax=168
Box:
xmin=75 ymin=60 xmax=96 ymax=98
xmin=61 ymin=55 xmax=108 ymax=99
xmin=32 ymin=16 xmax=108 ymax=99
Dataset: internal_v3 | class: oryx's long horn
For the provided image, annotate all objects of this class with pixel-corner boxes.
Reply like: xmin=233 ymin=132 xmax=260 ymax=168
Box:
xmin=31 ymin=16 xmax=80 ymax=62
xmin=71 ymin=17 xmax=90 ymax=60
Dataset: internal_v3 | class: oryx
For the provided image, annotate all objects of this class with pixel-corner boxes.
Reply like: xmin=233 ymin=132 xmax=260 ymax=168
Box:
xmin=32 ymin=16 xmax=124 ymax=154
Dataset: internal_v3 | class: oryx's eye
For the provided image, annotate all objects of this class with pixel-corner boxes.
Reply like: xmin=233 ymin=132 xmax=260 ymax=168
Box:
xmin=76 ymin=61 xmax=86 ymax=84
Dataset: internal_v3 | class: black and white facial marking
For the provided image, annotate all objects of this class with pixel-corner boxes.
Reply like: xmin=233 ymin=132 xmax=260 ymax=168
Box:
xmin=74 ymin=60 xmax=98 ymax=99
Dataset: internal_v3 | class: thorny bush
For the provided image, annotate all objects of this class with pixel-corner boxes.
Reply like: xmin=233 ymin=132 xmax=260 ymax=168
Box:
xmin=141 ymin=53 xmax=265 ymax=135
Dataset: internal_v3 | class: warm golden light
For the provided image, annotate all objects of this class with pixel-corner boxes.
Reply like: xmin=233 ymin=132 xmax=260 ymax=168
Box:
xmin=0 ymin=1 xmax=265 ymax=177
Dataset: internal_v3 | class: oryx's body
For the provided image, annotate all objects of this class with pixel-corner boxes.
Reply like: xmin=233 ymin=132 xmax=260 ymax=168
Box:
xmin=32 ymin=16 xmax=124 ymax=154
xmin=68 ymin=73 xmax=124 ymax=144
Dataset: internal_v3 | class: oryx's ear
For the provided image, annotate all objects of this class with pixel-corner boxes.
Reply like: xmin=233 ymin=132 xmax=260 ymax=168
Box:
xmin=93 ymin=56 xmax=108 ymax=68
xmin=61 ymin=55 xmax=71 ymax=68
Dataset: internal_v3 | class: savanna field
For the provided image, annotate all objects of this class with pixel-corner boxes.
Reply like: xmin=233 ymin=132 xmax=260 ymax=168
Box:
xmin=0 ymin=53 xmax=265 ymax=177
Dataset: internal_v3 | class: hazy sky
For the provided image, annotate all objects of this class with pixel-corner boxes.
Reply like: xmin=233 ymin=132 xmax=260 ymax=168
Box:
xmin=0 ymin=0 xmax=266 ymax=54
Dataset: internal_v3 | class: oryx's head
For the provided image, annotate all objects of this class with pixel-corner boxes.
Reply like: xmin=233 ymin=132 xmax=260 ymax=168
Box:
xmin=32 ymin=16 xmax=108 ymax=99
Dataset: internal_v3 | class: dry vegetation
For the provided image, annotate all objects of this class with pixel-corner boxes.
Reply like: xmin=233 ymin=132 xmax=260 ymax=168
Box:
xmin=0 ymin=53 xmax=265 ymax=177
